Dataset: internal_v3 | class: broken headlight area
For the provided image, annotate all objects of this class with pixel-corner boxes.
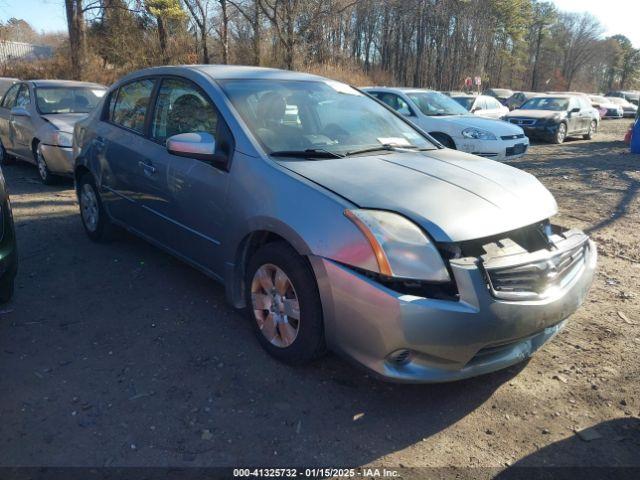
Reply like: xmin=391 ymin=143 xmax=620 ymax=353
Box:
xmin=341 ymin=263 xmax=460 ymax=301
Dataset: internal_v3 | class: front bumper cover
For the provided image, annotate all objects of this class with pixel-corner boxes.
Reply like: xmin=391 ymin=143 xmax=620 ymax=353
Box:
xmin=40 ymin=144 xmax=74 ymax=175
xmin=311 ymin=235 xmax=596 ymax=383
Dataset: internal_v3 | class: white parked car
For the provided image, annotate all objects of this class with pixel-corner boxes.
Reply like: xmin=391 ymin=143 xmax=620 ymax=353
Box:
xmin=451 ymin=94 xmax=510 ymax=119
xmin=363 ymin=87 xmax=529 ymax=161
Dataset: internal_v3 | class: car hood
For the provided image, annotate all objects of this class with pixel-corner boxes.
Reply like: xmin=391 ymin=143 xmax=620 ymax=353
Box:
xmin=505 ymin=110 xmax=565 ymax=120
xmin=425 ymin=115 xmax=523 ymax=135
xmin=278 ymin=149 xmax=557 ymax=242
xmin=41 ymin=113 xmax=89 ymax=133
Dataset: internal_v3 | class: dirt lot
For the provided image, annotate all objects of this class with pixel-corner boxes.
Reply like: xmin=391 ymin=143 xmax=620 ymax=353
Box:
xmin=0 ymin=119 xmax=638 ymax=477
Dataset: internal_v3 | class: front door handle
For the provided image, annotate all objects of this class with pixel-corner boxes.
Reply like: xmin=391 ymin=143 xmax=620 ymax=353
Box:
xmin=138 ymin=160 xmax=157 ymax=174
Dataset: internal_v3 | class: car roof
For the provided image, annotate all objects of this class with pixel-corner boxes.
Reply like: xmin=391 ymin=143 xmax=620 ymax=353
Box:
xmin=118 ymin=65 xmax=329 ymax=84
xmin=361 ymin=86 xmax=436 ymax=94
xmin=27 ymin=79 xmax=106 ymax=88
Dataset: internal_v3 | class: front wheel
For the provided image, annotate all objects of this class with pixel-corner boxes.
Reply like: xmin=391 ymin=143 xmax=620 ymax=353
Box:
xmin=245 ymin=242 xmax=325 ymax=365
xmin=78 ymin=173 xmax=114 ymax=242
xmin=553 ymin=122 xmax=567 ymax=144
xmin=36 ymin=144 xmax=55 ymax=185
xmin=583 ymin=120 xmax=597 ymax=140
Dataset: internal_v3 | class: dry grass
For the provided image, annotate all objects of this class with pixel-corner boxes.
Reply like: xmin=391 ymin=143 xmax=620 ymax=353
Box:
xmin=1 ymin=49 xmax=397 ymax=89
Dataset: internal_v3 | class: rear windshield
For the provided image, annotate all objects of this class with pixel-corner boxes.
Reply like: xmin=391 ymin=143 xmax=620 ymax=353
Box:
xmin=452 ymin=97 xmax=474 ymax=110
xmin=36 ymin=87 xmax=106 ymax=114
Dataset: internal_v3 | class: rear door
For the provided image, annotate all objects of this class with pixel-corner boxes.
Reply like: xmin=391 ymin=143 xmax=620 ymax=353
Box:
xmin=0 ymin=83 xmax=21 ymax=153
xmin=95 ymin=77 xmax=159 ymax=232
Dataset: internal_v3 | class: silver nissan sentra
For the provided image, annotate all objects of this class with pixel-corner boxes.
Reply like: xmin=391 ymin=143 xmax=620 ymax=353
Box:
xmin=73 ymin=66 xmax=597 ymax=382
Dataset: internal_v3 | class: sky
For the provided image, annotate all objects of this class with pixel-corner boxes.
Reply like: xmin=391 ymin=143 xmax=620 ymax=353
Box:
xmin=0 ymin=0 xmax=638 ymax=48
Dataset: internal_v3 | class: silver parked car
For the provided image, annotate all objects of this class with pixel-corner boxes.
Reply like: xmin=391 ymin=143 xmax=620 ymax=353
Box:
xmin=73 ymin=66 xmax=597 ymax=383
xmin=0 ymin=80 xmax=106 ymax=184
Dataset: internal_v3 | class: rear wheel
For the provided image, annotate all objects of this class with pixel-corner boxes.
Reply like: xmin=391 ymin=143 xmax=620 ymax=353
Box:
xmin=36 ymin=144 xmax=55 ymax=185
xmin=583 ymin=120 xmax=597 ymax=140
xmin=78 ymin=173 xmax=114 ymax=242
xmin=245 ymin=242 xmax=325 ymax=365
xmin=553 ymin=122 xmax=567 ymax=144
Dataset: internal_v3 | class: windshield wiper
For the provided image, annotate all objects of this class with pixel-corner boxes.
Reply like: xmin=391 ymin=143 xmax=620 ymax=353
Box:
xmin=269 ymin=148 xmax=344 ymax=159
xmin=345 ymin=144 xmax=421 ymax=156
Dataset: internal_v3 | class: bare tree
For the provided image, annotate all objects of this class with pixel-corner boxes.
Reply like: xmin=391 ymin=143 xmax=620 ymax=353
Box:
xmin=183 ymin=0 xmax=212 ymax=63
xmin=65 ymin=0 xmax=88 ymax=79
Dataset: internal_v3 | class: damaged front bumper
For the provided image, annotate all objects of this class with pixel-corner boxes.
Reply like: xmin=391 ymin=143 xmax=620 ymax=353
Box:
xmin=310 ymin=229 xmax=597 ymax=383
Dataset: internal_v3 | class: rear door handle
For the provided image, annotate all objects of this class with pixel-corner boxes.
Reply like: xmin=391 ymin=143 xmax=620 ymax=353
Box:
xmin=138 ymin=160 xmax=157 ymax=174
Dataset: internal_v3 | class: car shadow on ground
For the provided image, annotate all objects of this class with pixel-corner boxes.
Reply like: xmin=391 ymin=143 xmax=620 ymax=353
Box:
xmin=0 ymin=163 xmax=528 ymax=468
xmin=494 ymin=418 xmax=640 ymax=479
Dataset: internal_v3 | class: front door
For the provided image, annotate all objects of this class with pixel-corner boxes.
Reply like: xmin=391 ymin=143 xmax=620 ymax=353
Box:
xmin=141 ymin=76 xmax=230 ymax=276
xmin=10 ymin=84 xmax=36 ymax=160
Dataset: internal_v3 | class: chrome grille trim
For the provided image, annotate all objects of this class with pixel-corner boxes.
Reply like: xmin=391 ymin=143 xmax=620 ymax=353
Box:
xmin=508 ymin=118 xmax=536 ymax=126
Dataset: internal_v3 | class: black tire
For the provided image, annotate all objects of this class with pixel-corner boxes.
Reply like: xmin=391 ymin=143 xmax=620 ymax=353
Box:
xmin=245 ymin=241 xmax=325 ymax=365
xmin=583 ymin=120 xmax=597 ymax=140
xmin=553 ymin=122 xmax=567 ymax=144
xmin=0 ymin=278 xmax=14 ymax=303
xmin=78 ymin=172 xmax=114 ymax=242
xmin=36 ymin=144 xmax=56 ymax=185
xmin=429 ymin=132 xmax=456 ymax=149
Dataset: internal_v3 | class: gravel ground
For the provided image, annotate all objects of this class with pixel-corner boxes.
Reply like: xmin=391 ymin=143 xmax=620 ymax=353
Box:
xmin=0 ymin=119 xmax=637 ymax=477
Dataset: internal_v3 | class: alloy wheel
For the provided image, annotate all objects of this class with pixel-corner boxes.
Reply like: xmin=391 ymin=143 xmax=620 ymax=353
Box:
xmin=80 ymin=183 xmax=99 ymax=232
xmin=557 ymin=123 xmax=566 ymax=143
xmin=251 ymin=263 xmax=300 ymax=348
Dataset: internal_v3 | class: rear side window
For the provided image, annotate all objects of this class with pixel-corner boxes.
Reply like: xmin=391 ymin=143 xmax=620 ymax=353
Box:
xmin=111 ymin=79 xmax=155 ymax=134
xmin=1 ymin=83 xmax=20 ymax=109
xmin=376 ymin=93 xmax=413 ymax=115
xmin=151 ymin=77 xmax=218 ymax=144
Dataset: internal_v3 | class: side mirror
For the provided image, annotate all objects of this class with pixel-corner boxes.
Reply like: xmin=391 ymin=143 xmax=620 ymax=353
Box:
xmin=472 ymin=107 xmax=482 ymax=112
xmin=166 ymin=132 xmax=225 ymax=164
xmin=10 ymin=106 xmax=30 ymax=117
xmin=570 ymin=107 xmax=580 ymax=113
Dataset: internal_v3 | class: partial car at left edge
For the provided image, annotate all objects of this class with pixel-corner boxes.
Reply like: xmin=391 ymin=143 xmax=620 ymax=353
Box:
xmin=0 ymin=80 xmax=106 ymax=184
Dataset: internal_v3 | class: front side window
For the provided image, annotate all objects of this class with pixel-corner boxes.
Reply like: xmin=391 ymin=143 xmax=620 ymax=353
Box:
xmin=36 ymin=87 xmax=106 ymax=114
xmin=111 ymin=79 xmax=155 ymax=133
xmin=374 ymin=93 xmax=413 ymax=116
xmin=151 ymin=78 xmax=218 ymax=144
xmin=406 ymin=91 xmax=469 ymax=116
xmin=220 ymin=80 xmax=433 ymax=154
xmin=15 ymin=85 xmax=30 ymax=108
xmin=1 ymin=83 xmax=20 ymax=109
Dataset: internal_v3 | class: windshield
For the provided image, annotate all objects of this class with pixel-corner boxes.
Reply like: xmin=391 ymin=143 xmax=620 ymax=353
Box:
xmin=520 ymin=97 xmax=569 ymax=111
xmin=219 ymin=80 xmax=434 ymax=155
xmin=36 ymin=87 xmax=106 ymax=114
xmin=452 ymin=96 xmax=474 ymax=110
xmin=405 ymin=91 xmax=469 ymax=116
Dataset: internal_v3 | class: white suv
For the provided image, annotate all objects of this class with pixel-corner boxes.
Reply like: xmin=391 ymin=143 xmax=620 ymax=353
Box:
xmin=363 ymin=87 xmax=529 ymax=161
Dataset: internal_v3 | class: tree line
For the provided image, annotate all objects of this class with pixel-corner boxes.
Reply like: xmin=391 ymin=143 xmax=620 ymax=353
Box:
xmin=4 ymin=0 xmax=640 ymax=92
